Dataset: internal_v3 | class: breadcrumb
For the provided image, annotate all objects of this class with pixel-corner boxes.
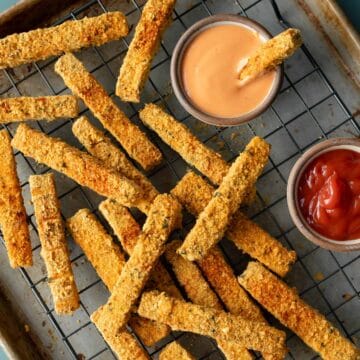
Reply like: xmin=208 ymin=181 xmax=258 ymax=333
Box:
xmin=11 ymin=124 xmax=143 ymax=209
xmin=91 ymin=195 xmax=182 ymax=351
xmin=0 ymin=95 xmax=78 ymax=123
xmin=0 ymin=12 xmax=128 ymax=69
xmin=73 ymin=116 xmax=158 ymax=214
xmin=178 ymin=137 xmax=270 ymax=261
xmin=55 ymin=53 xmax=162 ymax=171
xmin=116 ymin=0 xmax=176 ymax=102
xmin=171 ymin=171 xmax=296 ymax=276
xmin=239 ymin=262 xmax=360 ymax=360
xmin=0 ymin=129 xmax=32 ymax=268
xmin=138 ymin=291 xmax=287 ymax=357
xmin=159 ymin=341 xmax=195 ymax=360
xmin=239 ymin=29 xmax=302 ymax=82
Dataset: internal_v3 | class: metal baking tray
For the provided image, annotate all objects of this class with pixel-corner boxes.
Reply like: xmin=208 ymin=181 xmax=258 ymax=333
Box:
xmin=0 ymin=0 xmax=359 ymax=359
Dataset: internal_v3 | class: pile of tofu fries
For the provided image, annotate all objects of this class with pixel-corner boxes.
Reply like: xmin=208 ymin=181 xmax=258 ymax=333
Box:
xmin=0 ymin=1 xmax=358 ymax=359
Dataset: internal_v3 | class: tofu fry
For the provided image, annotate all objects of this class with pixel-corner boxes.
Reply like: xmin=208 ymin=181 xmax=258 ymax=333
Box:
xmin=239 ymin=262 xmax=360 ymax=360
xmin=67 ymin=208 xmax=169 ymax=348
xmin=159 ymin=342 xmax=195 ymax=360
xmin=30 ymin=173 xmax=79 ymax=314
xmin=178 ymin=137 xmax=270 ymax=261
xmin=138 ymin=291 xmax=287 ymax=356
xmin=0 ymin=12 xmax=128 ymax=69
xmin=139 ymin=103 xmax=229 ymax=185
xmin=91 ymin=194 xmax=182 ymax=351
xmin=73 ymin=116 xmax=158 ymax=214
xmin=99 ymin=199 xmax=182 ymax=300
xmin=55 ymin=53 xmax=162 ymax=171
xmin=171 ymin=171 xmax=296 ymax=276
xmin=165 ymin=240 xmax=254 ymax=360
xmin=164 ymin=240 xmax=222 ymax=311
xmin=0 ymin=95 xmax=78 ymax=123
xmin=239 ymin=29 xmax=302 ymax=82
xmin=0 ymin=130 xmax=32 ymax=268
xmin=116 ymin=0 xmax=176 ymax=102
xmin=11 ymin=124 xmax=143 ymax=209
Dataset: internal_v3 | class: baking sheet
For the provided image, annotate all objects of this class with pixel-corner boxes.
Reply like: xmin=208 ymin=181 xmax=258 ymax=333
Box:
xmin=0 ymin=0 xmax=359 ymax=359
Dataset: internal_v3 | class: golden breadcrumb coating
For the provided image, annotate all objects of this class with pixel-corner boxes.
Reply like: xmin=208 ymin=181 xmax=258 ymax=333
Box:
xmin=67 ymin=209 xmax=126 ymax=292
xmin=99 ymin=199 xmax=182 ymax=299
xmin=239 ymin=29 xmax=302 ymax=82
xmin=165 ymin=240 xmax=254 ymax=360
xmin=116 ymin=0 xmax=176 ymax=102
xmin=139 ymin=103 xmax=229 ymax=185
xmin=91 ymin=195 xmax=182 ymax=351
xmin=0 ymin=95 xmax=78 ymax=123
xmin=55 ymin=53 xmax=162 ymax=171
xmin=73 ymin=116 xmax=158 ymax=214
xmin=138 ymin=291 xmax=287 ymax=357
xmin=171 ymin=171 xmax=296 ymax=277
xmin=239 ymin=262 xmax=360 ymax=360
xmin=30 ymin=173 xmax=79 ymax=314
xmin=178 ymin=137 xmax=270 ymax=261
xmin=67 ymin=208 xmax=169 ymax=348
xmin=0 ymin=129 xmax=32 ymax=268
xmin=159 ymin=341 xmax=195 ymax=360
xmin=11 ymin=124 xmax=143 ymax=208
xmin=165 ymin=240 xmax=222 ymax=310
xmin=0 ymin=12 xmax=128 ymax=69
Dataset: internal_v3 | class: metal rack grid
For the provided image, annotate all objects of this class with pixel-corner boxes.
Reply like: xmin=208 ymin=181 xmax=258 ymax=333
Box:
xmin=0 ymin=0 xmax=359 ymax=359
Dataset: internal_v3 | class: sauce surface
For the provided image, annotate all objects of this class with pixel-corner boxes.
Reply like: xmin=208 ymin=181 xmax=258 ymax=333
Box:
xmin=181 ymin=23 xmax=276 ymax=118
xmin=298 ymin=149 xmax=360 ymax=240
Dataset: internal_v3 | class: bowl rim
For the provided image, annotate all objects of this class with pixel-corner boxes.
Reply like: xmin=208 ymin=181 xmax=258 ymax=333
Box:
xmin=170 ymin=14 xmax=284 ymax=127
xmin=287 ymin=137 xmax=360 ymax=252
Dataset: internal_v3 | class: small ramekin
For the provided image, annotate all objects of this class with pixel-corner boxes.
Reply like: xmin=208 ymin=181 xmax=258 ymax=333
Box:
xmin=287 ymin=138 xmax=360 ymax=252
xmin=170 ymin=14 xmax=284 ymax=127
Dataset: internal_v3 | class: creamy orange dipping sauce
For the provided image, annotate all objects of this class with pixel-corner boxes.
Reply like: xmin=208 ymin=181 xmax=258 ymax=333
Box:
xmin=181 ymin=23 xmax=276 ymax=118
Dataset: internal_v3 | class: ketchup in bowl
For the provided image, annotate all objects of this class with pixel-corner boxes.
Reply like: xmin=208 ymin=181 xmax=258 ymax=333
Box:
xmin=298 ymin=149 xmax=360 ymax=240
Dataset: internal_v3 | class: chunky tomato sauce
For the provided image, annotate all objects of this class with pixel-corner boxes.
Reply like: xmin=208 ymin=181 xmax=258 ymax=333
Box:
xmin=298 ymin=149 xmax=360 ymax=240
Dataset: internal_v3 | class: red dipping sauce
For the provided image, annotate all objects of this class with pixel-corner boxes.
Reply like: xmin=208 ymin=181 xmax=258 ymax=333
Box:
xmin=298 ymin=149 xmax=360 ymax=241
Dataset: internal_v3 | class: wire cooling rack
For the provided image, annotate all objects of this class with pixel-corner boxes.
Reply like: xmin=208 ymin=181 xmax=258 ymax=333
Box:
xmin=0 ymin=0 xmax=359 ymax=359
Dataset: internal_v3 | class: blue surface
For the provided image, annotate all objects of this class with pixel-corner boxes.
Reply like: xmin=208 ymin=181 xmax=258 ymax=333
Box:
xmin=0 ymin=347 xmax=7 ymax=360
xmin=0 ymin=0 xmax=18 ymax=13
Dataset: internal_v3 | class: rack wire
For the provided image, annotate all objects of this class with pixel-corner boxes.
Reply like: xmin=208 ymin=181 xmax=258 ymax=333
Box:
xmin=0 ymin=0 xmax=359 ymax=359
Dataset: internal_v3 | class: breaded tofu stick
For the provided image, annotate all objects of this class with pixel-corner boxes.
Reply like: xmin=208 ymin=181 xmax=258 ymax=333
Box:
xmin=91 ymin=194 xmax=182 ymax=350
xmin=73 ymin=116 xmax=158 ymax=214
xmin=159 ymin=342 xmax=195 ymax=360
xmin=239 ymin=262 xmax=360 ymax=360
xmin=99 ymin=199 xmax=182 ymax=299
xmin=67 ymin=208 xmax=168 ymax=348
xmin=116 ymin=0 xmax=176 ymax=102
xmin=138 ymin=291 xmax=287 ymax=356
xmin=0 ymin=95 xmax=78 ymax=123
xmin=0 ymin=130 xmax=32 ymax=268
xmin=67 ymin=209 xmax=126 ymax=291
xmin=239 ymin=29 xmax=302 ymax=82
xmin=164 ymin=240 xmax=222 ymax=310
xmin=0 ymin=12 xmax=128 ymax=69
xmin=110 ymin=331 xmax=150 ymax=360
xmin=178 ymin=137 xmax=270 ymax=261
xmin=164 ymin=240 xmax=254 ymax=360
xmin=30 ymin=174 xmax=79 ymax=314
xmin=11 ymin=124 xmax=143 ymax=209
xmin=55 ymin=53 xmax=162 ymax=171
xmin=171 ymin=171 xmax=296 ymax=276
xmin=139 ymin=104 xmax=229 ymax=185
